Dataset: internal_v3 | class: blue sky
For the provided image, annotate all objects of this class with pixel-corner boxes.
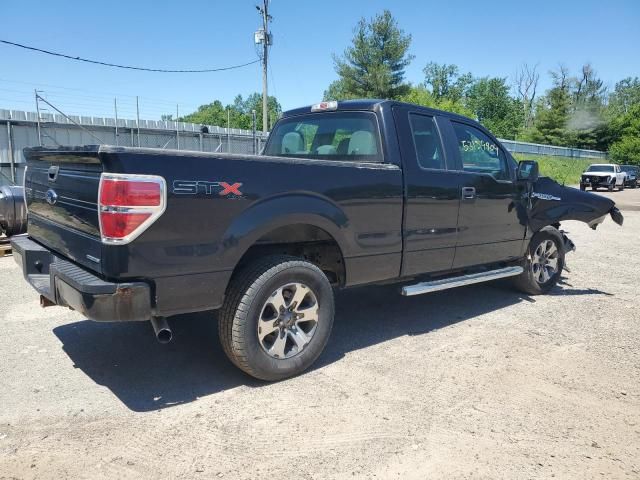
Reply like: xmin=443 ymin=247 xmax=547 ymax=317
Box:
xmin=1 ymin=0 xmax=638 ymax=120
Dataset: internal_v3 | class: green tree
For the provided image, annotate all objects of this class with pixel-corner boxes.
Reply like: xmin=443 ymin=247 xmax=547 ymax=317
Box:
xmin=609 ymin=103 xmax=640 ymax=165
xmin=323 ymin=80 xmax=358 ymax=102
xmin=181 ymin=100 xmax=227 ymax=126
xmin=524 ymin=66 xmax=572 ymax=145
xmin=325 ymin=10 xmax=414 ymax=100
xmin=180 ymin=93 xmax=282 ymax=131
xmin=400 ymin=85 xmax=473 ymax=117
xmin=422 ymin=62 xmax=473 ymax=103
xmin=608 ymin=77 xmax=640 ymax=115
xmin=231 ymin=93 xmax=282 ymax=131
xmin=566 ymin=64 xmax=608 ymax=149
xmin=610 ymin=136 xmax=640 ymax=165
xmin=465 ymin=77 xmax=523 ymax=139
xmin=604 ymin=77 xmax=640 ymax=150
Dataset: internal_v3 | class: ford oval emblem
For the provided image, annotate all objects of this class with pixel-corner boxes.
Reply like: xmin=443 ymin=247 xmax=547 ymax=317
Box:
xmin=46 ymin=189 xmax=58 ymax=206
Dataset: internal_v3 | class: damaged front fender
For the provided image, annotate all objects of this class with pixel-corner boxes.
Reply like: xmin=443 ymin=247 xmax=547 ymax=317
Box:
xmin=526 ymin=177 xmax=624 ymax=232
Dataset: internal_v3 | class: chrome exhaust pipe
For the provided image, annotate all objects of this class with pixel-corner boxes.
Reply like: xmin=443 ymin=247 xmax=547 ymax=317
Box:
xmin=40 ymin=295 xmax=56 ymax=308
xmin=150 ymin=317 xmax=172 ymax=344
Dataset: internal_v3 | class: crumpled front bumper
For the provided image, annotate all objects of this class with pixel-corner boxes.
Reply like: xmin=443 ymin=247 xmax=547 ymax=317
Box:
xmin=11 ymin=235 xmax=152 ymax=322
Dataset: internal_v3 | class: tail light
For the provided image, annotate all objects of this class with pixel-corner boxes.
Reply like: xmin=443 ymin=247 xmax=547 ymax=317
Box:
xmin=98 ymin=173 xmax=166 ymax=244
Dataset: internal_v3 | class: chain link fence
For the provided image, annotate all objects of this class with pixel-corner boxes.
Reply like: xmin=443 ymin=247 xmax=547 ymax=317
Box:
xmin=0 ymin=108 xmax=266 ymax=184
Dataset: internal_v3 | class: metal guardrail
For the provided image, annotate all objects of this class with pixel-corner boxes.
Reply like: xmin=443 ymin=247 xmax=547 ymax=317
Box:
xmin=499 ymin=139 xmax=607 ymax=160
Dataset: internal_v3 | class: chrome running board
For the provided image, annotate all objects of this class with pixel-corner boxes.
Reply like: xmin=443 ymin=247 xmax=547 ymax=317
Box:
xmin=401 ymin=266 xmax=524 ymax=296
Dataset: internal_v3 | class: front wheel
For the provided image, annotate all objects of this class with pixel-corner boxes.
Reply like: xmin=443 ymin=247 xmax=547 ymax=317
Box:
xmin=512 ymin=228 xmax=565 ymax=295
xmin=580 ymin=184 xmax=586 ymax=191
xmin=218 ymin=256 xmax=335 ymax=381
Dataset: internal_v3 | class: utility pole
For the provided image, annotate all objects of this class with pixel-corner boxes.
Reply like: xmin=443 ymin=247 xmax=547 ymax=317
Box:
xmin=252 ymin=109 xmax=257 ymax=154
xmin=136 ymin=96 xmax=141 ymax=147
xmin=34 ymin=90 xmax=42 ymax=146
xmin=256 ymin=0 xmax=272 ymax=134
xmin=114 ymin=98 xmax=119 ymax=146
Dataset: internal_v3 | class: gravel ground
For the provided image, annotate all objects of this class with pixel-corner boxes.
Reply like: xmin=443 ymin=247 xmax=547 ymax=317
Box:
xmin=1 ymin=188 xmax=639 ymax=479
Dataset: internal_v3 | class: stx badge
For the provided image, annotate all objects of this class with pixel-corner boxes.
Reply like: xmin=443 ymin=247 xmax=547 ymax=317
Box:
xmin=172 ymin=180 xmax=243 ymax=197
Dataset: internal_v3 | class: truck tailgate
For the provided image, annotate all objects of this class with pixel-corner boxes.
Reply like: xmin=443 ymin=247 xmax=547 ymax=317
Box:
xmin=24 ymin=146 xmax=103 ymax=272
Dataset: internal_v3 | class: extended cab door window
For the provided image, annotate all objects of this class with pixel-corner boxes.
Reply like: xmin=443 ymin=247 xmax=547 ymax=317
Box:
xmin=451 ymin=122 xmax=510 ymax=181
xmin=409 ymin=114 xmax=446 ymax=170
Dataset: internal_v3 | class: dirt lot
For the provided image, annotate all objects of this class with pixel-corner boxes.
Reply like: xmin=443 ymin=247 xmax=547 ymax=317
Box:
xmin=1 ymin=188 xmax=639 ymax=480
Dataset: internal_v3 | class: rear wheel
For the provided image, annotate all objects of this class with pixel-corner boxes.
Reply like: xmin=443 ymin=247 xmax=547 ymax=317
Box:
xmin=218 ymin=255 xmax=335 ymax=381
xmin=512 ymin=228 xmax=565 ymax=295
xmin=619 ymin=182 xmax=625 ymax=191
xmin=608 ymin=183 xmax=614 ymax=192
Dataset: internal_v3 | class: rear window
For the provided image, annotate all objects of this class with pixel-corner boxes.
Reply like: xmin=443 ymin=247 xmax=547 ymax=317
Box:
xmin=264 ymin=112 xmax=382 ymax=162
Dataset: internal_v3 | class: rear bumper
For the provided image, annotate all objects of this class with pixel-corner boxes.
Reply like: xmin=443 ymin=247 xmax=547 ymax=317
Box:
xmin=11 ymin=235 xmax=152 ymax=322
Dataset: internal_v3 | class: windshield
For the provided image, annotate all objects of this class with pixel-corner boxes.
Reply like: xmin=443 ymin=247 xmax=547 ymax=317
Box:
xmin=586 ymin=165 xmax=614 ymax=173
xmin=264 ymin=112 xmax=382 ymax=162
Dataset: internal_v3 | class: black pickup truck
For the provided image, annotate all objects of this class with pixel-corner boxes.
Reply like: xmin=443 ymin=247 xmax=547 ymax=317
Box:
xmin=12 ymin=100 xmax=623 ymax=380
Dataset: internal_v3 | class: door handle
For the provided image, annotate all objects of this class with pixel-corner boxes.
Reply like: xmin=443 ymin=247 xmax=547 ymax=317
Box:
xmin=461 ymin=186 xmax=476 ymax=200
xmin=48 ymin=165 xmax=59 ymax=182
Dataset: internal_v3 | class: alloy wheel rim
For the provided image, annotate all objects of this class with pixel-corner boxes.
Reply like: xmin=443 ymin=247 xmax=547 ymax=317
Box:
xmin=531 ymin=239 xmax=559 ymax=284
xmin=257 ymin=283 xmax=319 ymax=359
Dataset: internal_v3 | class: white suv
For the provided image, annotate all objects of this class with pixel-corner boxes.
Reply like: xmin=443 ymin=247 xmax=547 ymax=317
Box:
xmin=580 ymin=164 xmax=626 ymax=192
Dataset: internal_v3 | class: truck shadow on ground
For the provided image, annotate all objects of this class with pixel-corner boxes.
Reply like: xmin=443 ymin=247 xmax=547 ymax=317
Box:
xmin=52 ymin=278 xmax=612 ymax=412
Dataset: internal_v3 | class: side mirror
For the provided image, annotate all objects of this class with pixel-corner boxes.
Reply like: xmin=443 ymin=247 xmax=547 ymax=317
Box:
xmin=517 ymin=160 xmax=539 ymax=182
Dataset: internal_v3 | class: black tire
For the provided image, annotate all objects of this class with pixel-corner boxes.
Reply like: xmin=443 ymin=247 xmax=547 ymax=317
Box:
xmin=608 ymin=183 xmax=614 ymax=192
xmin=218 ymin=255 xmax=335 ymax=381
xmin=592 ymin=186 xmax=598 ymax=191
xmin=579 ymin=184 xmax=586 ymax=191
xmin=512 ymin=227 xmax=565 ymax=295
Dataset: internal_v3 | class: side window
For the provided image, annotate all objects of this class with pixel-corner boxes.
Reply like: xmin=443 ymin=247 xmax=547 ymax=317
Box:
xmin=409 ymin=114 xmax=445 ymax=170
xmin=452 ymin=122 xmax=509 ymax=180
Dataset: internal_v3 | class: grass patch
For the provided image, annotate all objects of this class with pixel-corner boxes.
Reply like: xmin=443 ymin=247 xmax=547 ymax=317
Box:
xmin=512 ymin=154 xmax=603 ymax=185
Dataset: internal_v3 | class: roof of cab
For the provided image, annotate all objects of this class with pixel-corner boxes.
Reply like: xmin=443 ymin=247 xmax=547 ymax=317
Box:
xmin=281 ymin=99 xmax=475 ymax=123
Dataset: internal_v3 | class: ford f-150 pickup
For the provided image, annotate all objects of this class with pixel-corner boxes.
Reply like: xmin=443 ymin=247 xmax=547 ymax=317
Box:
xmin=12 ymin=99 xmax=623 ymax=380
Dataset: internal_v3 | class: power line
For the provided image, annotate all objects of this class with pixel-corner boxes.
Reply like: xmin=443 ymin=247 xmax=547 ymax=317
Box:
xmin=0 ymin=39 xmax=260 ymax=73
